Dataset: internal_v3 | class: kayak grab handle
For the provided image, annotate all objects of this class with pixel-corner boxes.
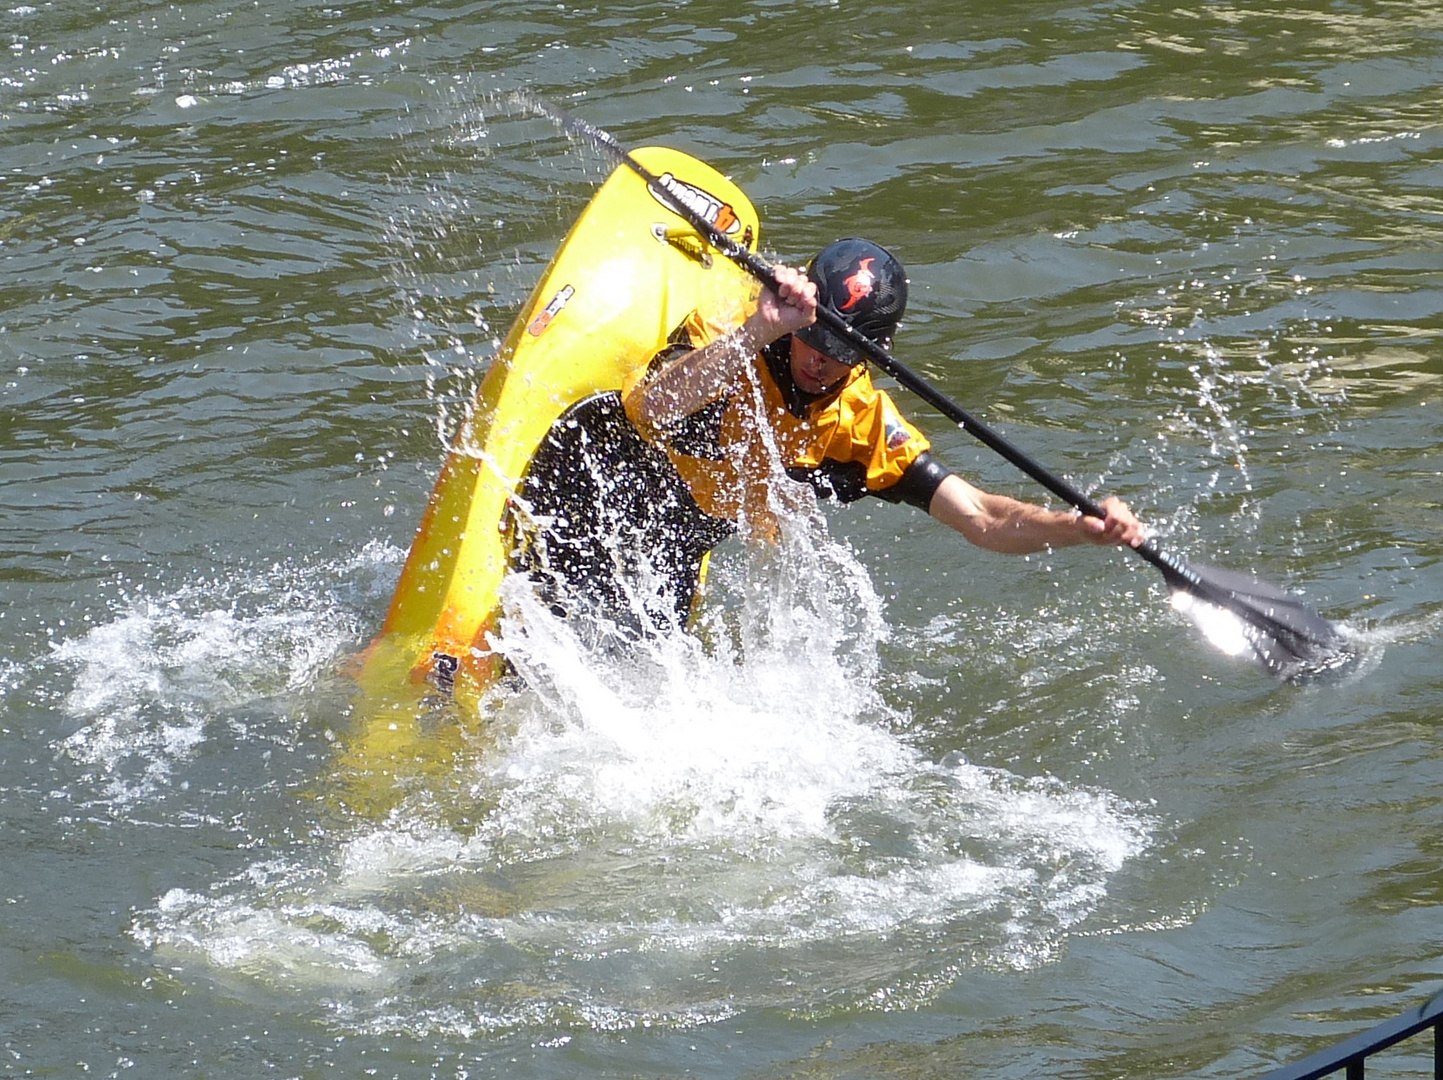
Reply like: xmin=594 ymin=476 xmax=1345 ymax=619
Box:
xmin=650 ymin=224 xmax=713 ymax=267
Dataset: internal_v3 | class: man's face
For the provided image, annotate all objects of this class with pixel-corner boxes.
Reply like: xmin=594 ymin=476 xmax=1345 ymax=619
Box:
xmin=788 ymin=335 xmax=856 ymax=395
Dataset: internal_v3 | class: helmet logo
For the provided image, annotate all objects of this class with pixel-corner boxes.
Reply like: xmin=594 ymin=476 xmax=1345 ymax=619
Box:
xmin=839 ymin=258 xmax=875 ymax=310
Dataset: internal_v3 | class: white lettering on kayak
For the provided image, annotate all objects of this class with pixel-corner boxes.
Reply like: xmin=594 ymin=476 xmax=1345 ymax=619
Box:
xmin=649 ymin=173 xmax=740 ymax=236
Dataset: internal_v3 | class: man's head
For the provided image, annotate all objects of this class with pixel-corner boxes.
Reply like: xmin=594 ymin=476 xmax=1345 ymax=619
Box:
xmin=794 ymin=238 xmax=908 ymax=367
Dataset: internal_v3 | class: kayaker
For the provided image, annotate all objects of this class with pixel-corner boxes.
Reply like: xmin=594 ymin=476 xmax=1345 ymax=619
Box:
xmin=621 ymin=237 xmax=1146 ymax=563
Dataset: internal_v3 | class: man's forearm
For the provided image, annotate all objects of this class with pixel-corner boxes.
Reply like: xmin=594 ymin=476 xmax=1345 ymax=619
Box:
xmin=628 ymin=320 xmax=766 ymax=427
xmin=927 ymin=474 xmax=1087 ymax=554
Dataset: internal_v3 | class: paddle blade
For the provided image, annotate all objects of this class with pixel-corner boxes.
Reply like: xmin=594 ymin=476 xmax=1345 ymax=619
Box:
xmin=1165 ymin=562 xmax=1353 ymax=682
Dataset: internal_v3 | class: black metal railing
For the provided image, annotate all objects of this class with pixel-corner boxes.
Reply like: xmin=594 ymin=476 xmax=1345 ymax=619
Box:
xmin=1259 ymin=990 xmax=1443 ymax=1080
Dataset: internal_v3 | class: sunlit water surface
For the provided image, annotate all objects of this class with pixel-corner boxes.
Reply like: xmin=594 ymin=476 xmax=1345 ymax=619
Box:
xmin=3 ymin=2 xmax=1442 ymax=1078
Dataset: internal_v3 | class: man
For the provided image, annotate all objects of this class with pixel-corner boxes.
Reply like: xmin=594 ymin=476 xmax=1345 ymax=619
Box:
xmin=620 ymin=237 xmax=1145 ymax=574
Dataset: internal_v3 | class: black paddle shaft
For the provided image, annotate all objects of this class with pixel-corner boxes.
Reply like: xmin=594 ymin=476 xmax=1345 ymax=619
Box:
xmin=547 ymin=106 xmax=1342 ymax=658
xmin=558 ymin=119 xmax=1112 ymax=505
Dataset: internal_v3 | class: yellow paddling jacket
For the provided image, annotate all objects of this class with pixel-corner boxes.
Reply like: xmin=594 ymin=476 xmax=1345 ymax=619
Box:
xmin=622 ymin=309 xmax=949 ymax=533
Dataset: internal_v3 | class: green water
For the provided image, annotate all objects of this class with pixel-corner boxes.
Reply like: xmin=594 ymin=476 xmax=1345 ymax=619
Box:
xmin=3 ymin=1 xmax=1442 ymax=1077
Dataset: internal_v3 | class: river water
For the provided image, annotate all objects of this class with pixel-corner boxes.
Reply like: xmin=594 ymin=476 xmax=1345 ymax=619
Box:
xmin=3 ymin=1 xmax=1442 ymax=1077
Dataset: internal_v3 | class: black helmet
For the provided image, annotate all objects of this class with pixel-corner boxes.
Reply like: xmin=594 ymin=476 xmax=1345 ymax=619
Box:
xmin=795 ymin=238 xmax=907 ymax=366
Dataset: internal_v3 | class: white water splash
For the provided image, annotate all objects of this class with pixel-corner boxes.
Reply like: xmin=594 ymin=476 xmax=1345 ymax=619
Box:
xmin=134 ymin=525 xmax=1154 ymax=1033
xmin=40 ymin=541 xmax=404 ymax=806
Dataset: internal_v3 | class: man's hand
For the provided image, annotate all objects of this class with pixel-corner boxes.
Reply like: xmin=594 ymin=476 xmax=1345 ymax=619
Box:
xmin=1077 ymin=496 xmax=1147 ymax=548
xmin=744 ymin=264 xmax=817 ymax=346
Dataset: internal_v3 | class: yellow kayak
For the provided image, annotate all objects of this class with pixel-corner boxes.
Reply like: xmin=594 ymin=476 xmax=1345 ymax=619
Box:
xmin=337 ymin=147 xmax=761 ymax=808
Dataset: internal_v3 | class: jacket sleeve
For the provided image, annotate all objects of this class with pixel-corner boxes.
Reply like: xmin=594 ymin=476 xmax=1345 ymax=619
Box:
xmin=872 ymin=451 xmax=953 ymax=510
xmin=812 ymin=380 xmax=934 ymax=491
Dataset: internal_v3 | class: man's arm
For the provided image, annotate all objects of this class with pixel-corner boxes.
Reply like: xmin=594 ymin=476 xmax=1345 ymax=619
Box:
xmin=626 ymin=265 xmax=817 ymax=428
xmin=927 ymin=473 xmax=1146 ymax=554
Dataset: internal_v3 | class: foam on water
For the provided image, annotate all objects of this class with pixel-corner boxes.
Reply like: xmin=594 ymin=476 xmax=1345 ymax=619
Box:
xmin=33 ymin=541 xmax=404 ymax=807
xmin=130 ymin=520 xmax=1154 ymax=1033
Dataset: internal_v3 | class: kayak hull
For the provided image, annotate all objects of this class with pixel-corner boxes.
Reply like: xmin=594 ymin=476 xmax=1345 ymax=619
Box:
xmin=338 ymin=147 xmax=760 ymax=805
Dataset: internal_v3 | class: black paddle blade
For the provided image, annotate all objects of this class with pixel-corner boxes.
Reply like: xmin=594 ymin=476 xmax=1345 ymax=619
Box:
xmin=1165 ymin=562 xmax=1354 ymax=682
